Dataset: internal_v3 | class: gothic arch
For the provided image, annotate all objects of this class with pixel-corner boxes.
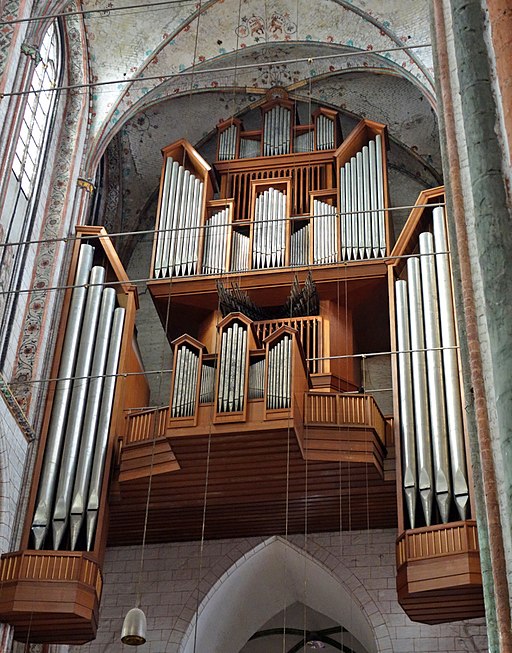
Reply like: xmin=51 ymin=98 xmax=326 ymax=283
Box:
xmin=178 ymin=536 xmax=388 ymax=653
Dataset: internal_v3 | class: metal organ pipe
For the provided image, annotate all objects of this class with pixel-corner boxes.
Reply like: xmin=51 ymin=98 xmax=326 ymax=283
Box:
xmin=85 ymin=306 xmax=125 ymax=550
xmin=249 ymin=359 xmax=265 ymax=399
xmin=433 ymin=207 xmax=469 ymax=518
xmin=395 ymin=280 xmax=418 ymax=528
xmin=217 ymin=323 xmax=247 ymax=412
xmin=339 ymin=137 xmax=386 ymax=261
xmin=419 ymin=232 xmax=452 ymax=523
xmin=51 ymin=265 xmax=106 ymax=549
xmin=252 ymin=188 xmax=286 ymax=270
xmin=69 ymin=287 xmax=116 ymax=550
xmin=396 ymin=221 xmax=470 ymax=527
xmin=231 ymin=230 xmax=249 ymax=272
xmin=407 ymin=257 xmax=434 ymax=526
xmin=202 ymin=208 xmax=228 ymax=274
xmin=153 ymin=158 xmax=204 ymax=279
xmin=31 ymin=245 xmax=94 ymax=549
xmin=267 ymin=336 xmax=292 ymax=410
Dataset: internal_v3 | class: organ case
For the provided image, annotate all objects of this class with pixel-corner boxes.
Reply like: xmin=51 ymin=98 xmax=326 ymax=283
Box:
xmin=389 ymin=188 xmax=484 ymax=623
xmin=0 ymin=226 xmax=149 ymax=643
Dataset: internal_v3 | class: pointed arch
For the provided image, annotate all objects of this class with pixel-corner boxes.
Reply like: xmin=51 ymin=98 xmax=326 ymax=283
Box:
xmin=179 ymin=536 xmax=387 ymax=653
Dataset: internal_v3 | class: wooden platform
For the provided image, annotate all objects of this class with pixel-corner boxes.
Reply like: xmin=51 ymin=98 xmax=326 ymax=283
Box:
xmin=396 ymin=521 xmax=485 ymax=624
xmin=109 ymin=394 xmax=396 ymax=545
xmin=0 ymin=551 xmax=102 ymax=643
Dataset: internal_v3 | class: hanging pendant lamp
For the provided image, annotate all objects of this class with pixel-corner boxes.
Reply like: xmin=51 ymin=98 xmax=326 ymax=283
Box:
xmin=121 ymin=606 xmax=147 ymax=646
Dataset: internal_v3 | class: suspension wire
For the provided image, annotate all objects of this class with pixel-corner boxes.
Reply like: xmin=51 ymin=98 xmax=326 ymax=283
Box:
xmin=5 ymin=345 xmax=460 ymax=387
xmin=0 ymin=202 xmax=446 ymax=251
xmin=0 ymin=0 xmax=197 ymax=27
xmin=0 ymin=43 xmax=431 ymax=98
xmin=0 ymin=246 xmax=452 ymax=298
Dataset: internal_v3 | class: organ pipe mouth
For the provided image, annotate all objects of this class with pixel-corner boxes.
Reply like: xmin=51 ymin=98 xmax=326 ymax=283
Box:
xmin=121 ymin=607 xmax=147 ymax=646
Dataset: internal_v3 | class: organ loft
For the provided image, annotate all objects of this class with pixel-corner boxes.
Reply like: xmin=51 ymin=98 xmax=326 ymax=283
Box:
xmin=0 ymin=89 xmax=485 ymax=643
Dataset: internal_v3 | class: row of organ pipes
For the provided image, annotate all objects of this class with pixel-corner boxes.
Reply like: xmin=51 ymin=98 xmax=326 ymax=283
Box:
xmin=31 ymin=244 xmax=125 ymax=550
xmin=170 ymin=326 xmax=293 ymax=420
xmin=152 ymin=148 xmax=386 ymax=278
xmin=339 ymin=135 xmax=386 ymax=260
xmin=217 ymin=105 xmax=337 ymax=160
xmin=395 ymin=206 xmax=469 ymax=528
xmin=154 ymin=157 xmax=204 ymax=279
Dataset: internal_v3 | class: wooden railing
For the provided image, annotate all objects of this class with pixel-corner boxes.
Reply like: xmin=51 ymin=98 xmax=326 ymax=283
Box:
xmin=0 ymin=550 xmax=102 ymax=597
xmin=125 ymin=407 xmax=169 ymax=444
xmin=254 ymin=316 xmax=323 ymax=373
xmin=396 ymin=520 xmax=479 ymax=568
xmin=224 ymin=163 xmax=334 ymax=221
xmin=304 ymin=392 xmax=386 ymax=440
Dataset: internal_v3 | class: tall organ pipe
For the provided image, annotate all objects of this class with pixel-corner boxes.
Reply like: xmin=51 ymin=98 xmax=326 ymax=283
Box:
xmin=154 ymin=157 xmax=173 ymax=278
xmin=407 ymin=257 xmax=434 ymax=526
xmin=31 ymin=244 xmax=94 ymax=549
xmin=52 ymin=265 xmax=106 ymax=549
xmin=395 ymin=280 xmax=418 ymax=528
xmin=433 ymin=206 xmax=469 ymax=518
xmin=86 ymin=307 xmax=125 ymax=550
xmin=419 ymin=232 xmax=452 ymax=523
xmin=369 ymin=140 xmax=379 ymax=258
xmin=376 ymin=135 xmax=386 ymax=257
xmin=69 ymin=287 xmax=116 ymax=549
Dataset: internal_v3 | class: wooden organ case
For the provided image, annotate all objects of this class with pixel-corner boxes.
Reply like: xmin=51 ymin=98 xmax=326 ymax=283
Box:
xmin=0 ymin=228 xmax=149 ymax=643
xmin=0 ymin=91 xmax=484 ymax=643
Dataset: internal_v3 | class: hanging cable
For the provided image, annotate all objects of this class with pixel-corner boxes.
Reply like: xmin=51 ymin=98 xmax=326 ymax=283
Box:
xmin=0 ymin=43 xmax=431 ymax=99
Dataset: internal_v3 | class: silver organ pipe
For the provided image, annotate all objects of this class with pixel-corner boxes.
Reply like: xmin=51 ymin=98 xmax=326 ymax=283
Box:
xmin=171 ymin=345 xmax=200 ymax=417
xmin=202 ymin=208 xmax=229 ymax=274
xmin=200 ymin=363 xmax=216 ymax=404
xmin=294 ymin=131 xmax=314 ymax=153
xmin=375 ymin=134 xmax=386 ymax=257
xmin=219 ymin=124 xmax=237 ymax=161
xmin=154 ymin=157 xmax=174 ymax=278
xmin=240 ymin=138 xmax=260 ymax=159
xmin=32 ymin=249 xmax=126 ymax=551
xmin=356 ymin=151 xmax=364 ymax=259
xmin=85 ymin=306 xmax=125 ymax=550
xmin=69 ymin=286 xmax=116 ymax=550
xmin=31 ymin=244 xmax=94 ymax=549
xmin=396 ymin=222 xmax=469 ymax=527
xmin=316 ymin=115 xmax=335 ymax=150
xmin=252 ymin=188 xmax=286 ymax=270
xmin=153 ymin=157 xmax=204 ymax=278
xmin=419 ymin=232 xmax=451 ymax=523
xmin=313 ymin=200 xmax=337 ymax=265
xmin=217 ymin=322 xmax=247 ymax=412
xmin=407 ymin=257 xmax=434 ymax=526
xmin=368 ymin=140 xmax=379 ymax=258
xmin=52 ymin=265 xmax=106 ymax=550
xmin=395 ymin=280 xmax=418 ymax=528
xmin=263 ymin=106 xmax=291 ymax=156
xmin=290 ymin=223 xmax=310 ymax=266
xmin=433 ymin=206 xmax=469 ymax=518
xmin=248 ymin=359 xmax=265 ymax=399
xmin=230 ymin=230 xmax=250 ymax=272
xmin=339 ymin=138 xmax=386 ymax=261
xmin=266 ymin=335 xmax=292 ymax=410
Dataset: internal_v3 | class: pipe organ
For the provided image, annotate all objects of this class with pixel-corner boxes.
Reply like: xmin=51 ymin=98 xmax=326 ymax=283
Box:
xmin=0 ymin=96 xmax=485 ymax=645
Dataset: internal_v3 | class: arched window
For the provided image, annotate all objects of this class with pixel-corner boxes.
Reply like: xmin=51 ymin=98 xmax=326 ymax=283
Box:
xmin=0 ymin=21 xmax=62 ymax=372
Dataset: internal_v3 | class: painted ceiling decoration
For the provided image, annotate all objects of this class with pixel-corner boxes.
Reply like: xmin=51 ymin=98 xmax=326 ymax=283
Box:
xmin=80 ymin=0 xmax=435 ymax=170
